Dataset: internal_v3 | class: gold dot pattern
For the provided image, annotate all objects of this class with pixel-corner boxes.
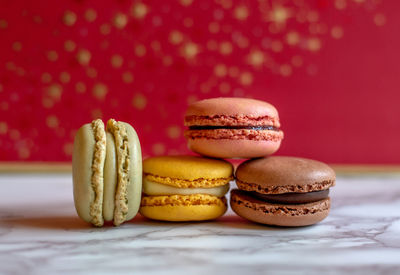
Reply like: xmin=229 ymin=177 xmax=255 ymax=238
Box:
xmin=180 ymin=0 xmax=193 ymax=7
xmin=132 ymin=93 xmax=147 ymax=110
xmin=331 ymin=26 xmax=344 ymax=39
xmin=374 ymin=13 xmax=386 ymax=26
xmin=111 ymin=54 xmax=124 ymax=68
xmin=167 ymin=126 xmax=181 ymax=139
xmin=0 ymin=19 xmax=8 ymax=29
xmin=12 ymin=41 xmax=22 ymax=52
xmin=46 ymin=115 xmax=59 ymax=128
xmin=169 ymin=31 xmax=183 ymax=45
xmin=135 ymin=44 xmax=146 ymax=57
xmin=47 ymin=51 xmax=59 ymax=62
xmin=59 ymin=72 xmax=71 ymax=83
xmin=76 ymin=49 xmax=91 ymax=65
xmin=64 ymin=40 xmax=76 ymax=52
xmin=63 ymin=11 xmax=77 ymax=26
xmin=113 ymin=13 xmax=128 ymax=29
xmin=41 ymin=73 xmax=52 ymax=83
xmin=234 ymin=6 xmax=249 ymax=21
xmin=152 ymin=143 xmax=166 ymax=155
xmin=0 ymin=122 xmax=8 ymax=135
xmin=219 ymin=42 xmax=233 ymax=55
xmin=122 ymin=72 xmax=134 ymax=83
xmin=308 ymin=38 xmax=321 ymax=52
xmin=76 ymin=82 xmax=86 ymax=93
xmin=85 ymin=9 xmax=97 ymax=22
xmin=86 ymin=67 xmax=97 ymax=78
xmin=0 ymin=1 xmax=387 ymax=161
xmin=131 ymin=3 xmax=148 ymax=19
xmin=92 ymin=83 xmax=108 ymax=100
xmin=100 ymin=24 xmax=111 ymax=35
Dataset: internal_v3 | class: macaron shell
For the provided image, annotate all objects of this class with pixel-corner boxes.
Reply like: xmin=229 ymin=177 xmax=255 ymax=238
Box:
xmin=187 ymin=138 xmax=282 ymax=159
xmin=235 ymin=156 xmax=336 ymax=193
xmin=73 ymin=120 xmax=106 ymax=227
xmin=185 ymin=97 xmax=279 ymax=118
xmin=140 ymin=204 xmax=227 ymax=221
xmin=230 ymin=190 xmax=330 ymax=227
xmin=103 ymin=131 xmax=117 ymax=222
xmin=106 ymin=120 xmax=142 ymax=226
xmin=124 ymin=122 xmax=142 ymax=221
xmin=140 ymin=194 xmax=227 ymax=221
xmin=72 ymin=124 xmax=95 ymax=223
xmin=143 ymin=155 xmax=233 ymax=181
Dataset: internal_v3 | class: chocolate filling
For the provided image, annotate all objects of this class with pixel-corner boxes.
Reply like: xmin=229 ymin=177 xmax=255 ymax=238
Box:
xmin=250 ymin=189 xmax=330 ymax=204
xmin=189 ymin=125 xmax=279 ymax=131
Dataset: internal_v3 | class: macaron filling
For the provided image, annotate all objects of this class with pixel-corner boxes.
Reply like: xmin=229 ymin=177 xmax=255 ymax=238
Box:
xmin=90 ymin=119 xmax=106 ymax=227
xmin=143 ymin=178 xmax=229 ymax=197
xmin=250 ymin=189 xmax=330 ymax=204
xmin=144 ymin=173 xmax=232 ymax=188
xmin=189 ymin=125 xmax=280 ymax=131
xmin=185 ymin=128 xmax=283 ymax=141
xmin=236 ymin=179 xmax=335 ymax=194
xmin=106 ymin=119 xmax=130 ymax=226
xmin=141 ymin=175 xmax=230 ymax=207
xmin=184 ymin=115 xmax=280 ymax=128
xmin=185 ymin=114 xmax=283 ymax=142
xmin=141 ymin=194 xmax=227 ymax=207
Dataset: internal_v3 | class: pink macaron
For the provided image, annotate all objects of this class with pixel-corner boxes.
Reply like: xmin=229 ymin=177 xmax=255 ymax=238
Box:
xmin=184 ymin=97 xmax=284 ymax=159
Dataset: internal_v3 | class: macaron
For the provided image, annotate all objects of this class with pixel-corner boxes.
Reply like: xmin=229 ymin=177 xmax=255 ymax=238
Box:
xmin=140 ymin=155 xmax=233 ymax=221
xmin=72 ymin=118 xmax=142 ymax=227
xmin=184 ymin=97 xmax=284 ymax=159
xmin=230 ymin=156 xmax=335 ymax=227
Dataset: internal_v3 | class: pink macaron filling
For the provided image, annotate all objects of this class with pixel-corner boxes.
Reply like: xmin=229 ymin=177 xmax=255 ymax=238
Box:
xmin=185 ymin=128 xmax=283 ymax=141
xmin=185 ymin=115 xmax=280 ymax=128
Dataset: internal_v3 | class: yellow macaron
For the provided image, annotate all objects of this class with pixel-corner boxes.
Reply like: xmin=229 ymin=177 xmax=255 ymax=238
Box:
xmin=140 ymin=155 xmax=233 ymax=221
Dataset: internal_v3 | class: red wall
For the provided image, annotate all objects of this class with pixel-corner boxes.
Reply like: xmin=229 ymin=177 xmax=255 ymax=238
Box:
xmin=0 ymin=0 xmax=399 ymax=164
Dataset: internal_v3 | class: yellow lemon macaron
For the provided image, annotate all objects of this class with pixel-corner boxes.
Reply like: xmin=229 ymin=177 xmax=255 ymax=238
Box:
xmin=140 ymin=155 xmax=233 ymax=221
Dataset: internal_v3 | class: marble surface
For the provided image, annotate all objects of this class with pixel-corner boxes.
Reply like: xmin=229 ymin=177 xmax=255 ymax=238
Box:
xmin=1 ymin=173 xmax=400 ymax=275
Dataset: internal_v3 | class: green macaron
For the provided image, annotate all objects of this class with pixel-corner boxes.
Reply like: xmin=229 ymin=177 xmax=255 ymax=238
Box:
xmin=72 ymin=118 xmax=142 ymax=227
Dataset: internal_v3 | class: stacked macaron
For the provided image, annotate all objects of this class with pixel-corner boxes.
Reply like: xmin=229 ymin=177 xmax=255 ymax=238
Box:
xmin=182 ymin=97 xmax=335 ymax=226
xmin=139 ymin=97 xmax=283 ymax=222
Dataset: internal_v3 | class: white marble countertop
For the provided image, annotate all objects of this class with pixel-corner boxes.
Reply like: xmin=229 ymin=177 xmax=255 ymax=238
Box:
xmin=1 ymin=173 xmax=400 ymax=275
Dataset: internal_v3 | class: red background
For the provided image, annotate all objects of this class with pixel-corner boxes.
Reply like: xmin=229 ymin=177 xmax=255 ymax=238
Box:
xmin=0 ymin=0 xmax=399 ymax=164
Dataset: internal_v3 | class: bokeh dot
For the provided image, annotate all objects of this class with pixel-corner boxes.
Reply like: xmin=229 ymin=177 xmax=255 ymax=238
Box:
xmin=152 ymin=143 xmax=166 ymax=155
xmin=167 ymin=126 xmax=181 ymax=139
xmin=132 ymin=93 xmax=147 ymax=110
xmin=63 ymin=10 xmax=77 ymax=26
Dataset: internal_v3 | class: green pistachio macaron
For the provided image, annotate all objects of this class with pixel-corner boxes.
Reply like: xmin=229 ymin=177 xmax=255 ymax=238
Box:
xmin=72 ymin=118 xmax=142 ymax=227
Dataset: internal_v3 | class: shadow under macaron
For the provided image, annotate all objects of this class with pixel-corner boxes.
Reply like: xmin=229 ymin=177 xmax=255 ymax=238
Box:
xmin=135 ymin=213 xmax=320 ymax=231
xmin=1 ymin=215 xmax=91 ymax=230
xmin=210 ymin=214 xmax=324 ymax=230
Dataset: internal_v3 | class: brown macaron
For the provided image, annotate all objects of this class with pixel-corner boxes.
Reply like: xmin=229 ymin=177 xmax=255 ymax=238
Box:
xmin=230 ymin=156 xmax=335 ymax=227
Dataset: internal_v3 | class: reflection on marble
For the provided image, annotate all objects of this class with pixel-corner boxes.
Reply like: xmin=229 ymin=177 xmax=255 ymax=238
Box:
xmin=1 ymin=174 xmax=400 ymax=274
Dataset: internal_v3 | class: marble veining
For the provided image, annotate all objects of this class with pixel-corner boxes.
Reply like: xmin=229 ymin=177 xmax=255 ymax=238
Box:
xmin=0 ymin=174 xmax=400 ymax=275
